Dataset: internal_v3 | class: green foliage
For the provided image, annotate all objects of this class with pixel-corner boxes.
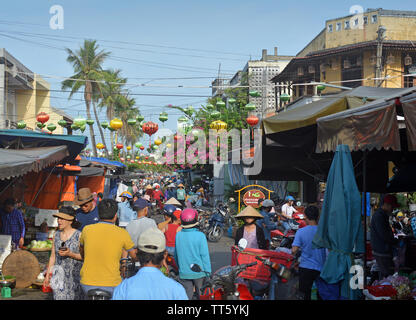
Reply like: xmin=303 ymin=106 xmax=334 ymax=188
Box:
xmin=408 ymin=192 xmax=416 ymax=204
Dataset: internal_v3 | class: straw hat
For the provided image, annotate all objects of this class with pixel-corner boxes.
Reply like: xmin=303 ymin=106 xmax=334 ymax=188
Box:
xmin=74 ymin=188 xmax=94 ymax=206
xmin=165 ymin=197 xmax=182 ymax=207
xmin=146 ymin=185 xmax=153 ymax=190
xmin=235 ymin=206 xmax=264 ymax=219
xmin=178 ymin=183 xmax=184 ymax=188
xmin=53 ymin=206 xmax=76 ymax=221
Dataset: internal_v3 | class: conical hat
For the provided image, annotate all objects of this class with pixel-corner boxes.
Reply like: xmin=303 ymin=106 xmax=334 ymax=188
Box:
xmin=146 ymin=185 xmax=153 ymax=190
xmin=165 ymin=197 xmax=182 ymax=206
xmin=235 ymin=206 xmax=264 ymax=219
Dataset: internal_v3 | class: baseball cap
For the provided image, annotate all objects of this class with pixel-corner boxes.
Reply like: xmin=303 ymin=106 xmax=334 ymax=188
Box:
xmin=138 ymin=228 xmax=166 ymax=253
xmin=133 ymin=198 xmax=151 ymax=210
xmin=383 ymin=194 xmax=399 ymax=208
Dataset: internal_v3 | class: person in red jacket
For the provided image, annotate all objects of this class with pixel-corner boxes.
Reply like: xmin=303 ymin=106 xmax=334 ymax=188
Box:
xmin=161 ymin=209 xmax=182 ymax=256
xmin=152 ymin=185 xmax=165 ymax=210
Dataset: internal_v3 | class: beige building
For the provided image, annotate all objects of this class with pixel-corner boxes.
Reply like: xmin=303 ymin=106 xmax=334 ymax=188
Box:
xmin=273 ymin=8 xmax=416 ymax=106
xmin=0 ymin=48 xmax=72 ymax=133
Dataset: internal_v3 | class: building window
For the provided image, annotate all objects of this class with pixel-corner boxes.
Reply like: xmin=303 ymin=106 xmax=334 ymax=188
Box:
xmin=354 ymin=18 xmax=359 ymax=26
xmin=328 ymin=24 xmax=333 ymax=33
xmin=371 ymin=15 xmax=378 ymax=23
xmin=341 ymin=55 xmax=362 ymax=88
xmin=345 ymin=21 xmax=350 ymax=29
xmin=336 ymin=22 xmax=341 ymax=31
xmin=363 ymin=16 xmax=368 ymax=25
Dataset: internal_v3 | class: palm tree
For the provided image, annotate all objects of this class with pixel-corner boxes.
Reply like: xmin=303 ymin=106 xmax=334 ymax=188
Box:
xmin=62 ymin=39 xmax=110 ymax=157
xmin=99 ymin=69 xmax=127 ymax=152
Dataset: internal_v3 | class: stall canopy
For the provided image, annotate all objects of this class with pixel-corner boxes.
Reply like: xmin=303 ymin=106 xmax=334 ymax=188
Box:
xmin=316 ymin=87 xmax=416 ymax=153
xmin=0 ymin=129 xmax=87 ymax=162
xmin=0 ymin=146 xmax=68 ymax=180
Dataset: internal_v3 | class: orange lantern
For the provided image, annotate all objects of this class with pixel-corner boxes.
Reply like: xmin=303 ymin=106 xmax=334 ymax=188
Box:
xmin=116 ymin=143 xmax=123 ymax=150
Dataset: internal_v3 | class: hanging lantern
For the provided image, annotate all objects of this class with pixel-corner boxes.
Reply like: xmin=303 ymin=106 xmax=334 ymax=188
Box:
xmin=216 ymin=100 xmax=226 ymax=109
xmin=135 ymin=142 xmax=142 ymax=148
xmin=136 ymin=156 xmax=139 ymax=160
xmin=245 ymin=103 xmax=256 ymax=112
xmin=166 ymin=143 xmax=172 ymax=148
xmin=159 ymin=112 xmax=168 ymax=123
xmin=101 ymin=121 xmax=109 ymax=129
xmin=210 ymin=110 xmax=221 ymax=120
xmin=74 ymin=117 xmax=86 ymax=128
xmin=127 ymin=155 xmax=131 ymax=160
xmin=127 ymin=118 xmax=137 ymax=126
xmin=153 ymin=145 xmax=158 ymax=150
xmin=317 ymin=84 xmax=326 ymax=92
xmin=246 ymin=115 xmax=259 ymax=139
xmin=37 ymin=122 xmax=46 ymax=129
xmin=228 ymin=98 xmax=236 ymax=104
xmin=136 ymin=115 xmax=145 ymax=123
xmin=185 ymin=106 xmax=194 ymax=116
xmin=96 ymin=143 xmax=105 ymax=150
xmin=17 ymin=121 xmax=26 ymax=129
xmin=58 ymin=119 xmax=67 ymax=127
xmin=120 ymin=157 xmax=125 ymax=162
xmin=86 ymin=119 xmax=94 ymax=125
xmin=127 ymin=146 xmax=132 ymax=151
xmin=280 ymin=93 xmax=291 ymax=102
xmin=206 ymin=103 xmax=214 ymax=111
xmin=110 ymin=118 xmax=123 ymax=130
xmin=80 ymin=124 xmax=86 ymax=133
xmin=36 ymin=112 xmax=49 ymax=124
xmin=154 ymin=139 xmax=162 ymax=146
xmin=108 ymin=126 xmax=116 ymax=132
xmin=210 ymin=120 xmax=227 ymax=131
xmin=178 ymin=116 xmax=188 ymax=123
xmin=404 ymin=54 xmax=413 ymax=66
xmin=140 ymin=146 xmax=145 ymax=150
xmin=145 ymin=156 xmax=149 ymax=160
xmin=249 ymin=91 xmax=261 ymax=97
xmin=116 ymin=143 xmax=124 ymax=150
xmin=71 ymin=123 xmax=79 ymax=131
xmin=47 ymin=123 xmax=57 ymax=132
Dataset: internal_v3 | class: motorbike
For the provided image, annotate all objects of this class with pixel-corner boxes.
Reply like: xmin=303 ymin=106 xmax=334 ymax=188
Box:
xmin=206 ymin=204 xmax=227 ymax=242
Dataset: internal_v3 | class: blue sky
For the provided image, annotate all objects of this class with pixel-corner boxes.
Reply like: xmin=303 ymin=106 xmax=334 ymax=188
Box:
xmin=1 ymin=0 xmax=415 ymax=150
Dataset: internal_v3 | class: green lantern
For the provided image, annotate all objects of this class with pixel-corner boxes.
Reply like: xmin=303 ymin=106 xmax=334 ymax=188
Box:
xmin=80 ymin=124 xmax=86 ymax=133
xmin=153 ymin=145 xmax=158 ymax=150
xmin=135 ymin=142 xmax=142 ymax=148
xmin=249 ymin=91 xmax=261 ymax=97
xmin=127 ymin=118 xmax=137 ymax=126
xmin=216 ymin=100 xmax=226 ymax=108
xmin=74 ymin=117 xmax=86 ymax=127
xmin=136 ymin=115 xmax=145 ymax=122
xmin=108 ymin=126 xmax=116 ymax=132
xmin=71 ymin=123 xmax=80 ymax=131
xmin=178 ymin=116 xmax=188 ymax=123
xmin=206 ymin=103 xmax=214 ymax=111
xmin=17 ymin=121 xmax=26 ymax=129
xmin=210 ymin=110 xmax=221 ymax=119
xmin=101 ymin=121 xmax=109 ymax=129
xmin=228 ymin=98 xmax=236 ymax=104
xmin=86 ymin=119 xmax=94 ymax=125
xmin=317 ymin=84 xmax=326 ymax=92
xmin=47 ymin=123 xmax=57 ymax=132
xmin=36 ymin=122 xmax=45 ymax=129
xmin=280 ymin=93 xmax=291 ymax=102
xmin=245 ymin=103 xmax=256 ymax=112
xmin=159 ymin=112 xmax=168 ymax=123
xmin=58 ymin=119 xmax=67 ymax=127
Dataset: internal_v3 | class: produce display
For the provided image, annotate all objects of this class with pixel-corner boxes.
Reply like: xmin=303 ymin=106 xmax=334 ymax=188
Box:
xmin=27 ymin=240 xmax=53 ymax=250
xmin=371 ymin=272 xmax=416 ymax=300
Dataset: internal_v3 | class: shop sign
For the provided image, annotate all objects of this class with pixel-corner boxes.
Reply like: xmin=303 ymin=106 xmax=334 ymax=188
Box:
xmin=242 ymin=189 xmax=265 ymax=208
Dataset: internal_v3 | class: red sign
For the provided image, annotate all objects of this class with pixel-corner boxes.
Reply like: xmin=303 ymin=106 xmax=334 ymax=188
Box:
xmin=243 ymin=189 xmax=265 ymax=208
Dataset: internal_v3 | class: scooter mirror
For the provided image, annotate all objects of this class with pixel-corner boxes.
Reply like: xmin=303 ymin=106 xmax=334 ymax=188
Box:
xmin=237 ymin=238 xmax=248 ymax=251
xmin=296 ymin=201 xmax=301 ymax=207
xmin=190 ymin=264 xmax=202 ymax=273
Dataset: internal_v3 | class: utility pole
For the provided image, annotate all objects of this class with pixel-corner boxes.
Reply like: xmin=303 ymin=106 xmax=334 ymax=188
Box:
xmin=375 ymin=25 xmax=386 ymax=87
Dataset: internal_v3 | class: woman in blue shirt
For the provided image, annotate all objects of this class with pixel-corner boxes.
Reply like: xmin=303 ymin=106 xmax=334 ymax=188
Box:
xmin=117 ymin=191 xmax=137 ymax=227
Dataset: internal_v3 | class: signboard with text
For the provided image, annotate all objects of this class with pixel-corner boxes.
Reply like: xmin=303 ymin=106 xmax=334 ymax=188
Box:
xmin=243 ymin=189 xmax=265 ymax=208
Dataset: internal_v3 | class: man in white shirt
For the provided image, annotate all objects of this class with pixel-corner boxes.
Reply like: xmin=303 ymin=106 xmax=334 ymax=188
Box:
xmin=280 ymin=196 xmax=298 ymax=232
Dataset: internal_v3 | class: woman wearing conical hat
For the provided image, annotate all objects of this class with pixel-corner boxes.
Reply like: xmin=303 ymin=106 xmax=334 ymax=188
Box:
xmin=234 ymin=206 xmax=268 ymax=250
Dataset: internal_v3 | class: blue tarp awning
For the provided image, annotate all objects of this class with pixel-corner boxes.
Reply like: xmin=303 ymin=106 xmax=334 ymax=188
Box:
xmin=0 ymin=129 xmax=87 ymax=161
xmin=81 ymin=156 xmax=126 ymax=168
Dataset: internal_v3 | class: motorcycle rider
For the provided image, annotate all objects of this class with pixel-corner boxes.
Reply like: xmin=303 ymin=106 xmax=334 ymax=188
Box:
xmin=117 ymin=191 xmax=136 ymax=228
xmin=280 ymin=196 xmax=298 ymax=233
xmin=256 ymin=199 xmax=278 ymax=244
xmin=235 ymin=206 xmax=267 ymax=249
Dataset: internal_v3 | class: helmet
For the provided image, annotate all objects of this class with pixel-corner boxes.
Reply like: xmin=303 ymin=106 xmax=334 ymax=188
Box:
xmin=163 ymin=204 xmax=176 ymax=217
xmin=173 ymin=209 xmax=182 ymax=221
xmin=120 ymin=191 xmax=133 ymax=199
xmin=286 ymin=195 xmax=295 ymax=202
xmin=261 ymin=199 xmax=275 ymax=208
xmin=180 ymin=208 xmax=199 ymax=228
xmin=397 ymin=211 xmax=404 ymax=218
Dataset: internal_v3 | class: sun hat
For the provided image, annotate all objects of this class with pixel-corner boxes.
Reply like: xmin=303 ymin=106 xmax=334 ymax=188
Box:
xmin=235 ymin=206 xmax=264 ymax=219
xmin=165 ymin=197 xmax=182 ymax=207
xmin=178 ymin=183 xmax=184 ymax=188
xmin=120 ymin=191 xmax=133 ymax=199
xmin=74 ymin=188 xmax=94 ymax=206
xmin=53 ymin=206 xmax=75 ymax=221
xmin=138 ymin=228 xmax=166 ymax=253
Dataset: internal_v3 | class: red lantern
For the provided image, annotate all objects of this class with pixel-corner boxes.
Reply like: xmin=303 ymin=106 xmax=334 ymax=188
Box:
xmin=174 ymin=135 xmax=179 ymax=141
xmin=246 ymin=115 xmax=259 ymax=139
xmin=145 ymin=156 xmax=149 ymax=160
xmin=120 ymin=157 xmax=125 ymax=162
xmin=140 ymin=146 xmax=145 ymax=150
xmin=142 ymin=121 xmax=159 ymax=147
xmin=36 ymin=112 xmax=49 ymax=124
xmin=116 ymin=143 xmax=124 ymax=150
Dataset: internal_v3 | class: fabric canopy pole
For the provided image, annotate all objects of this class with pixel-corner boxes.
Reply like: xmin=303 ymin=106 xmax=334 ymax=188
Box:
xmin=363 ymin=151 xmax=367 ymax=288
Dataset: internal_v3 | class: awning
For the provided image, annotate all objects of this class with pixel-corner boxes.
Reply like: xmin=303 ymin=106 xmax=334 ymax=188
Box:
xmin=316 ymin=87 xmax=416 ymax=153
xmin=0 ymin=146 xmax=68 ymax=180
xmin=0 ymin=129 xmax=87 ymax=161
xmin=262 ymin=96 xmax=365 ymax=135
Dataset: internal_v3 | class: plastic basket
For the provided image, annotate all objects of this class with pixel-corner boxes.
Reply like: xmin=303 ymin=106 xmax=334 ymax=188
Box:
xmin=231 ymin=246 xmax=293 ymax=281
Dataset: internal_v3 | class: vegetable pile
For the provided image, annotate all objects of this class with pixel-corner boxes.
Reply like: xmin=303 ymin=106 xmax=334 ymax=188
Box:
xmin=27 ymin=240 xmax=53 ymax=250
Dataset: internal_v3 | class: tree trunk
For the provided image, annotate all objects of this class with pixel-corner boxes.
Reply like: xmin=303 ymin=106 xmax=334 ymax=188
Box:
xmin=85 ymin=82 xmax=97 ymax=157
xmin=92 ymin=100 xmax=109 ymax=157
